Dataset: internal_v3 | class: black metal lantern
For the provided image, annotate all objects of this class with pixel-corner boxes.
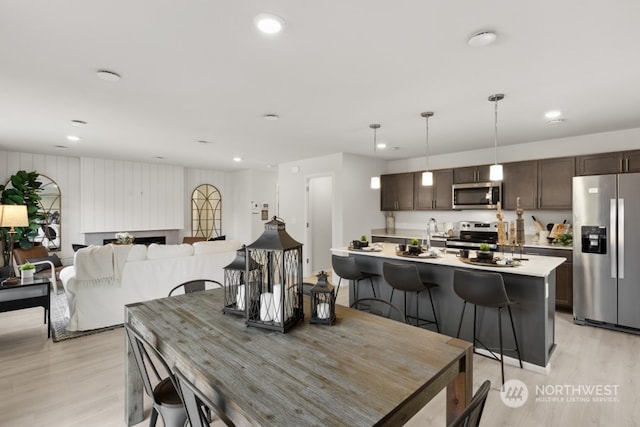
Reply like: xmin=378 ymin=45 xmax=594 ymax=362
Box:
xmin=246 ymin=217 xmax=304 ymax=333
xmin=309 ymin=271 xmax=336 ymax=325
xmin=223 ymin=245 xmax=260 ymax=316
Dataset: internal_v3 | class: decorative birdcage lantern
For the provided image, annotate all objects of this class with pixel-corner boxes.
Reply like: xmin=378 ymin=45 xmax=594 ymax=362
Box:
xmin=309 ymin=270 xmax=336 ymax=325
xmin=223 ymin=245 xmax=260 ymax=316
xmin=245 ymin=217 xmax=304 ymax=333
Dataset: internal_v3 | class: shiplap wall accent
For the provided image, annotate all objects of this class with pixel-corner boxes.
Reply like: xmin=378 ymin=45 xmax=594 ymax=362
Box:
xmin=80 ymin=157 xmax=184 ymax=233
xmin=0 ymin=150 xmax=81 ymax=264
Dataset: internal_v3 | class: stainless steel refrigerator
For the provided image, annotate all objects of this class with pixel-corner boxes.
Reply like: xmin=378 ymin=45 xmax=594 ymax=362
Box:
xmin=573 ymin=173 xmax=640 ymax=331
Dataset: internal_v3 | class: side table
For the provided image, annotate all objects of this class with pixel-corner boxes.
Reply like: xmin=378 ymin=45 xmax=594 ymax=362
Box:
xmin=0 ymin=276 xmax=51 ymax=338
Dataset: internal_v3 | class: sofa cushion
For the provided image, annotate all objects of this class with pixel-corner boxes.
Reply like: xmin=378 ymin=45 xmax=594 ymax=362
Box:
xmin=192 ymin=240 xmax=242 ymax=255
xmin=126 ymin=244 xmax=147 ymax=262
xmin=146 ymin=243 xmax=193 ymax=260
xmin=27 ymin=253 xmax=63 ymax=273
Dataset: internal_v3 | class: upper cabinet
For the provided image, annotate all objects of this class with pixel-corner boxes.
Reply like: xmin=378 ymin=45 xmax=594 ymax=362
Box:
xmin=453 ymin=165 xmax=491 ymax=183
xmin=502 ymin=157 xmax=574 ymax=210
xmin=576 ymin=150 xmax=640 ymax=175
xmin=380 ymin=173 xmax=414 ymax=211
xmin=413 ymin=169 xmax=453 ymax=210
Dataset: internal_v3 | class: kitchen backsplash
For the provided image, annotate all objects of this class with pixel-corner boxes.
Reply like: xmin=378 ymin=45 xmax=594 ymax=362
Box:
xmin=389 ymin=209 xmax=572 ymax=237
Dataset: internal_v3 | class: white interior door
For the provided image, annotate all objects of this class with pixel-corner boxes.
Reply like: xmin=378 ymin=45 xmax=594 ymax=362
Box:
xmin=307 ymin=176 xmax=333 ymax=275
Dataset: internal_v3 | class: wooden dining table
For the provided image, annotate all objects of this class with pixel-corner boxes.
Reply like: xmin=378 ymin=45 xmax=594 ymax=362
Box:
xmin=124 ymin=289 xmax=473 ymax=426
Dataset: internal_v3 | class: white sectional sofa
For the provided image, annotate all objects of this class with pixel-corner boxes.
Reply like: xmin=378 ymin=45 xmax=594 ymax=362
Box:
xmin=59 ymin=240 xmax=242 ymax=331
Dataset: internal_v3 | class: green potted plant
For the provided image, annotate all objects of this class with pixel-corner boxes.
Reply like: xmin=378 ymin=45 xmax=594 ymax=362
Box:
xmin=408 ymin=237 xmax=422 ymax=255
xmin=477 ymin=243 xmax=493 ymax=261
xmin=352 ymin=234 xmax=369 ymax=249
xmin=19 ymin=262 xmax=36 ymax=280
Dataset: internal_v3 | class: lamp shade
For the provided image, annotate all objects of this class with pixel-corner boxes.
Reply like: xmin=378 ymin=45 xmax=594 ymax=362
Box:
xmin=370 ymin=176 xmax=380 ymax=189
xmin=0 ymin=205 xmax=29 ymax=228
xmin=490 ymin=164 xmax=503 ymax=181
xmin=421 ymin=171 xmax=433 ymax=186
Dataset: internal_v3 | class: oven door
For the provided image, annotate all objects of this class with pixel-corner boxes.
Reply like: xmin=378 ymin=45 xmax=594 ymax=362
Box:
xmin=452 ymin=182 xmax=501 ymax=209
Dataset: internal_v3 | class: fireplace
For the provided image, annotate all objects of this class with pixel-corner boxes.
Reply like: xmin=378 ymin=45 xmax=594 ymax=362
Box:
xmin=103 ymin=235 xmax=166 ymax=246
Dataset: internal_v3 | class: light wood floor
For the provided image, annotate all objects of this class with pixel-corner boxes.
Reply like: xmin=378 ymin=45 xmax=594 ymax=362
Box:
xmin=1 ymin=287 xmax=638 ymax=427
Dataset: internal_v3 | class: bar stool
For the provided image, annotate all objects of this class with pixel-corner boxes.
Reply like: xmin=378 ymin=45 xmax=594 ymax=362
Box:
xmin=453 ymin=268 xmax=523 ymax=387
xmin=331 ymin=255 xmax=377 ymax=301
xmin=382 ymin=262 xmax=440 ymax=332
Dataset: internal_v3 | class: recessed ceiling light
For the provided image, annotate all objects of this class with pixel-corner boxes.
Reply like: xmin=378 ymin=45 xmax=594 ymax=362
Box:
xmin=254 ymin=13 xmax=284 ymax=34
xmin=376 ymin=143 xmax=387 ymax=149
xmin=468 ymin=31 xmax=497 ymax=47
xmin=96 ymin=70 xmax=121 ymax=82
xmin=264 ymin=114 xmax=279 ymax=121
xmin=233 ymin=157 xmax=242 ymax=162
xmin=71 ymin=120 xmax=87 ymax=126
xmin=66 ymin=135 xmax=81 ymax=142
xmin=544 ymin=110 xmax=562 ymax=119
xmin=547 ymin=119 xmax=566 ymax=125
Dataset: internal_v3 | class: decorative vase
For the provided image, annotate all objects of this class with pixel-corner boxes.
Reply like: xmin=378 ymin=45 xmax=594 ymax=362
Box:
xmin=408 ymin=245 xmax=422 ymax=255
xmin=477 ymin=251 xmax=494 ymax=262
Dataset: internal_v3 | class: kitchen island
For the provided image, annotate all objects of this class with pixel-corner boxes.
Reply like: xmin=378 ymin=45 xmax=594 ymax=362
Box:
xmin=331 ymin=243 xmax=565 ymax=372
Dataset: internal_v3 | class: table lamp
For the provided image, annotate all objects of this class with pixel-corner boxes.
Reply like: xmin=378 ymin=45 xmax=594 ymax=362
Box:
xmin=1 ymin=205 xmax=29 ymax=285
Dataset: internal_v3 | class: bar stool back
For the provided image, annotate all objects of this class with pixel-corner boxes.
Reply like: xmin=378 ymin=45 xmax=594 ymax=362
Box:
xmin=382 ymin=262 xmax=440 ymax=332
xmin=331 ymin=255 xmax=377 ymax=301
xmin=453 ymin=268 xmax=523 ymax=386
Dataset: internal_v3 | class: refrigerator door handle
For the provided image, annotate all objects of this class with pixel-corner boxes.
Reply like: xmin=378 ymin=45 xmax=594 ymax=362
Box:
xmin=619 ymin=198 xmax=624 ymax=279
xmin=611 ymin=199 xmax=617 ymax=279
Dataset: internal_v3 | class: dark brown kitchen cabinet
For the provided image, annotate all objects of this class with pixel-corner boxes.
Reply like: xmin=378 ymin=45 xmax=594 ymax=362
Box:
xmin=576 ymin=150 xmax=640 ymax=175
xmin=453 ymin=165 xmax=491 ymax=183
xmin=413 ymin=169 xmax=453 ymax=210
xmin=502 ymin=157 xmax=573 ymax=210
xmin=380 ymin=173 xmax=414 ymax=211
xmin=522 ymin=247 xmax=573 ymax=311
xmin=538 ymin=157 xmax=574 ymax=209
xmin=502 ymin=161 xmax=537 ymax=210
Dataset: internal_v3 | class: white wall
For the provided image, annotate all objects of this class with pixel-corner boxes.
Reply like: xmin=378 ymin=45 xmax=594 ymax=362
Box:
xmin=230 ymin=169 xmax=278 ymax=245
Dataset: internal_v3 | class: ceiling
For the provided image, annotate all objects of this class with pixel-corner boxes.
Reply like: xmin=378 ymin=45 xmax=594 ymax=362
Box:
xmin=1 ymin=1 xmax=639 ymax=171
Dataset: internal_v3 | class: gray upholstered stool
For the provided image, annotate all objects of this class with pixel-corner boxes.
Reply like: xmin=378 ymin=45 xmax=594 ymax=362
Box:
xmin=331 ymin=255 xmax=377 ymax=301
xmin=453 ymin=268 xmax=523 ymax=386
xmin=382 ymin=262 xmax=440 ymax=332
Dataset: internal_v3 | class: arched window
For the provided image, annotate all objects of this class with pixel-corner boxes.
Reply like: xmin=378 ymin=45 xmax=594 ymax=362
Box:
xmin=191 ymin=184 xmax=222 ymax=239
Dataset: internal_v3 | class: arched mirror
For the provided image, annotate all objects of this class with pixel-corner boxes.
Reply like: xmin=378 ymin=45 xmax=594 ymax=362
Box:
xmin=35 ymin=175 xmax=62 ymax=251
xmin=191 ymin=184 xmax=222 ymax=239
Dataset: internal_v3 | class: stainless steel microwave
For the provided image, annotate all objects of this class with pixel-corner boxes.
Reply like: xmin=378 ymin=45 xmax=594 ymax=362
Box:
xmin=452 ymin=182 xmax=502 ymax=209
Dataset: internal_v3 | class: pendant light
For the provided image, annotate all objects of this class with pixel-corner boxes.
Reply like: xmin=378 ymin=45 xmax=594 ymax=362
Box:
xmin=370 ymin=124 xmax=381 ymax=189
xmin=420 ymin=112 xmax=434 ymax=186
xmin=488 ymin=94 xmax=504 ymax=181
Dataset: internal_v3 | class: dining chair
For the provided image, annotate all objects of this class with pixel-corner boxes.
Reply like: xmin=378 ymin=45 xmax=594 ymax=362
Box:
xmin=350 ymin=297 xmax=408 ymax=323
xmin=124 ymin=324 xmax=187 ymax=427
xmin=174 ymin=366 xmax=235 ymax=427
xmin=168 ymin=279 xmax=223 ymax=297
xmin=447 ymin=380 xmax=491 ymax=427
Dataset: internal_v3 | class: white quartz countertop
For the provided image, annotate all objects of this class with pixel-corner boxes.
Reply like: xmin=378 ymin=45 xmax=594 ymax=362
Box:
xmin=371 ymin=229 xmax=572 ymax=251
xmin=331 ymin=243 xmax=566 ymax=278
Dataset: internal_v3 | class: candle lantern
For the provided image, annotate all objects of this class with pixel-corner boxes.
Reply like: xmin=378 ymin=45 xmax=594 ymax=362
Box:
xmin=309 ymin=270 xmax=336 ymax=325
xmin=245 ymin=217 xmax=304 ymax=333
xmin=223 ymin=245 xmax=260 ymax=316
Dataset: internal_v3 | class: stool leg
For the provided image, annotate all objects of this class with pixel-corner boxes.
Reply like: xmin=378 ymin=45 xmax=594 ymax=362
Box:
xmin=403 ymin=292 xmax=410 ymax=326
xmin=368 ymin=276 xmax=377 ymax=298
xmin=426 ymin=288 xmax=440 ymax=333
xmin=498 ymin=307 xmax=505 ymax=387
xmin=508 ymin=305 xmax=523 ymax=368
xmin=335 ymin=277 xmax=342 ymax=300
xmin=456 ymin=301 xmax=467 ymax=338
xmin=473 ymin=305 xmax=477 ymax=348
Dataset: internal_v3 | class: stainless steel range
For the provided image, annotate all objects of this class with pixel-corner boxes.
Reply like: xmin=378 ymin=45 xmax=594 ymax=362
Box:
xmin=445 ymin=221 xmax=499 ymax=250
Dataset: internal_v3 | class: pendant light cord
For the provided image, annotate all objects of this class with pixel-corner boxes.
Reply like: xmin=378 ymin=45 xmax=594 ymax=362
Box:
xmin=494 ymin=97 xmax=499 ymax=165
xmin=425 ymin=115 xmax=430 ymax=171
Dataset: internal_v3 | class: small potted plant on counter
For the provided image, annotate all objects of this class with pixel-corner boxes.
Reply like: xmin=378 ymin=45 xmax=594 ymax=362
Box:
xmin=20 ymin=262 xmax=36 ymax=280
xmin=352 ymin=235 xmax=369 ymax=249
xmin=407 ymin=238 xmax=422 ymax=255
xmin=476 ymin=243 xmax=494 ymax=262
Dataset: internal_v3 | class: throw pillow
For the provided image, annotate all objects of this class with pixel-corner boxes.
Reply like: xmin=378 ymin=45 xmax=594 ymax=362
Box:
xmin=209 ymin=235 xmax=226 ymax=241
xmin=72 ymin=243 xmax=88 ymax=252
xmin=27 ymin=253 xmax=63 ymax=273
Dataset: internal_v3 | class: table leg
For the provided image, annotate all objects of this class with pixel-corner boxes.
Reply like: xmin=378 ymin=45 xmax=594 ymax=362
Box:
xmin=446 ymin=345 xmax=473 ymax=425
xmin=125 ymin=329 xmax=144 ymax=426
